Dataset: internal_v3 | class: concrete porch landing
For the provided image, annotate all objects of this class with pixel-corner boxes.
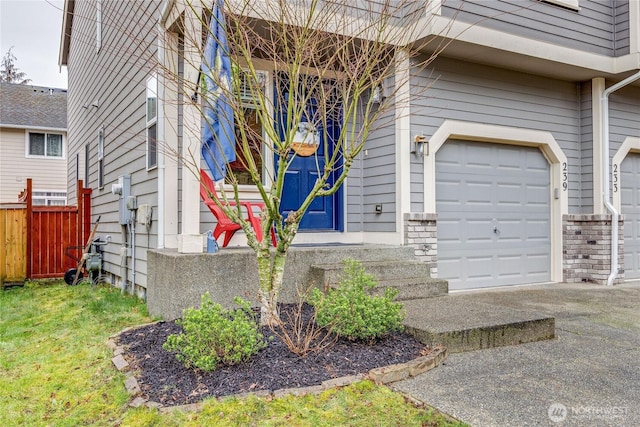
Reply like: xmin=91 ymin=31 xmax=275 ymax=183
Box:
xmin=403 ymin=296 xmax=555 ymax=353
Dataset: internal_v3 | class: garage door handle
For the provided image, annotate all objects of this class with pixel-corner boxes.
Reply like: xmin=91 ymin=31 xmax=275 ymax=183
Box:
xmin=493 ymin=226 xmax=499 ymax=234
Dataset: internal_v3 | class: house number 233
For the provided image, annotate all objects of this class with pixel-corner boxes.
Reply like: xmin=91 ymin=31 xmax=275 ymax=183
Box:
xmin=613 ymin=163 xmax=619 ymax=192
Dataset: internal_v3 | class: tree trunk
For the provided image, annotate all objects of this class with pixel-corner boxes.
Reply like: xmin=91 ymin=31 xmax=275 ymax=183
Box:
xmin=257 ymin=247 xmax=288 ymax=326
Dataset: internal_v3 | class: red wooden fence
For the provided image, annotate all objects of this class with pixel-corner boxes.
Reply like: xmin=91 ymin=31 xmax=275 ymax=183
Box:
xmin=29 ymin=206 xmax=81 ymax=278
xmin=24 ymin=179 xmax=92 ymax=279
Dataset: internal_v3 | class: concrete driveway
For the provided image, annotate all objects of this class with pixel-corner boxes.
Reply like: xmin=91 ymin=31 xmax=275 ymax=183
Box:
xmin=394 ymin=281 xmax=640 ymax=427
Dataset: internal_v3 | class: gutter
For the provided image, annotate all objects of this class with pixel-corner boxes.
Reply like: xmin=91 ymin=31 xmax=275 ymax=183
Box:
xmin=601 ymin=70 xmax=640 ymax=286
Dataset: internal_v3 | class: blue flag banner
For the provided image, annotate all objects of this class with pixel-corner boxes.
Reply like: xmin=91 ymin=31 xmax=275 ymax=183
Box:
xmin=201 ymin=0 xmax=235 ymax=181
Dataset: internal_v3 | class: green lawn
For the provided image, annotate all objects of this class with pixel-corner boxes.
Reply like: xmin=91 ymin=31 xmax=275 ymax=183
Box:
xmin=0 ymin=281 xmax=467 ymax=426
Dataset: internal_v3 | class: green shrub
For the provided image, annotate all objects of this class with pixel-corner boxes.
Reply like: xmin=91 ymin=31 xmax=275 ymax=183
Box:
xmin=163 ymin=293 xmax=265 ymax=372
xmin=309 ymin=259 xmax=405 ymax=342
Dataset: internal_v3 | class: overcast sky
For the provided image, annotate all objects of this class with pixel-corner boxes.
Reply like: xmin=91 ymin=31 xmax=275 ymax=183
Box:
xmin=0 ymin=0 xmax=68 ymax=89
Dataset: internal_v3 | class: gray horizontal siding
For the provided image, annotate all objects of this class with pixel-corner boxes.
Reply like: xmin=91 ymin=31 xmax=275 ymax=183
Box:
xmin=66 ymin=0 xmax=162 ymax=289
xmin=614 ymin=0 xmax=630 ymax=56
xmin=362 ymin=103 xmax=396 ymax=232
xmin=346 ymin=150 xmax=364 ymax=232
xmin=609 ymin=85 xmax=640 ymax=157
xmin=332 ymin=0 xmax=424 ymax=25
xmin=411 ymin=56 xmax=583 ymax=213
xmin=442 ymin=0 xmax=619 ymax=56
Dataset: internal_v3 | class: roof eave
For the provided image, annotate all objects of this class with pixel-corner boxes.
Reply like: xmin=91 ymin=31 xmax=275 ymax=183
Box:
xmin=58 ymin=0 xmax=74 ymax=66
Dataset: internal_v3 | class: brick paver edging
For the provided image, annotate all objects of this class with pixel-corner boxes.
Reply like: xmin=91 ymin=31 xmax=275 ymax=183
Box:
xmin=108 ymin=324 xmax=447 ymax=413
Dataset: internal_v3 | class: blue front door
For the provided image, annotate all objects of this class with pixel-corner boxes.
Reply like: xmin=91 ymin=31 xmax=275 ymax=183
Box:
xmin=276 ymin=90 xmax=342 ymax=231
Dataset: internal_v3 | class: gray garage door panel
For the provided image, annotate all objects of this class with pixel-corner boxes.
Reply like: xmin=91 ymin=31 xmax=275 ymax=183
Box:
xmin=621 ymin=153 xmax=640 ymax=280
xmin=436 ymin=141 xmax=551 ymax=290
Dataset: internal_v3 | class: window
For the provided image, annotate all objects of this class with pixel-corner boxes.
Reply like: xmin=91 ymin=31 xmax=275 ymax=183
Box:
xmin=27 ymin=132 xmax=63 ymax=158
xmin=32 ymin=191 xmax=67 ymax=206
xmin=225 ymin=70 xmax=268 ymax=185
xmin=96 ymin=0 xmax=102 ymax=53
xmin=85 ymin=143 xmax=90 ymax=187
xmin=146 ymin=75 xmax=158 ymax=170
xmin=227 ymin=108 xmax=264 ymax=185
xmin=98 ymin=128 xmax=104 ymax=188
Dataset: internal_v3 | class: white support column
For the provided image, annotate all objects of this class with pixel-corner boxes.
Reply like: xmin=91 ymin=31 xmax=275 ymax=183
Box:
xmin=160 ymin=29 xmax=180 ymax=249
xmin=178 ymin=4 xmax=203 ymax=253
xmin=592 ymin=77 xmax=605 ymax=214
xmin=630 ymin=0 xmax=640 ymax=54
xmin=395 ymin=50 xmax=411 ymax=244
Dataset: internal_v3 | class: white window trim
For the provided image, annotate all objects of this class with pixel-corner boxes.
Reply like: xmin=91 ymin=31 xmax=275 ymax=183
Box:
xmin=542 ymin=0 xmax=580 ymax=11
xmin=24 ymin=130 xmax=66 ymax=159
xmin=146 ymin=74 xmax=158 ymax=171
xmin=98 ymin=127 xmax=105 ymax=189
xmin=32 ymin=189 xmax=68 ymax=206
xmin=84 ymin=143 xmax=90 ymax=187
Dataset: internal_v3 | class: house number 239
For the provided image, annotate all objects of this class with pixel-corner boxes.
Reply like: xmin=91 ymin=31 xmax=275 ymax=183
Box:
xmin=562 ymin=162 xmax=568 ymax=191
xmin=613 ymin=164 xmax=619 ymax=193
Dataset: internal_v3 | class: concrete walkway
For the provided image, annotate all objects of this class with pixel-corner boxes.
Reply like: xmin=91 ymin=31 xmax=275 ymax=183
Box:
xmin=395 ymin=281 xmax=640 ymax=427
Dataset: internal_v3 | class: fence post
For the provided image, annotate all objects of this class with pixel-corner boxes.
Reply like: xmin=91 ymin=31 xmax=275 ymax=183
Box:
xmin=26 ymin=179 xmax=32 ymax=279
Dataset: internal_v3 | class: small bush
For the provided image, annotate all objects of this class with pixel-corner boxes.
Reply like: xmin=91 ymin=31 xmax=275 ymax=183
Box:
xmin=163 ymin=293 xmax=265 ymax=372
xmin=309 ymin=259 xmax=405 ymax=342
xmin=269 ymin=288 xmax=337 ymax=357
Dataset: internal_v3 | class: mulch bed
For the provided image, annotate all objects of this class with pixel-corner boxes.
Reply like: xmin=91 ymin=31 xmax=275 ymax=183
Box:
xmin=116 ymin=303 xmax=426 ymax=405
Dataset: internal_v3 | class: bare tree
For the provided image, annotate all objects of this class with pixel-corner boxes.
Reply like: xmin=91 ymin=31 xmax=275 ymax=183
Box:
xmin=160 ymin=0 xmax=452 ymax=325
xmin=0 ymin=47 xmax=31 ymax=84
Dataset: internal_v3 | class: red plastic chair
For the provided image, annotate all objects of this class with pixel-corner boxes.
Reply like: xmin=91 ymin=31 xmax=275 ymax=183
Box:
xmin=199 ymin=169 xmax=276 ymax=247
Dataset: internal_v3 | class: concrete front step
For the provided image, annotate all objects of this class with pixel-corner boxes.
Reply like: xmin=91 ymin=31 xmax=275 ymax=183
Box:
xmin=402 ymin=296 xmax=555 ymax=353
xmin=309 ymin=260 xmax=432 ymax=286
xmin=377 ymin=278 xmax=448 ymax=300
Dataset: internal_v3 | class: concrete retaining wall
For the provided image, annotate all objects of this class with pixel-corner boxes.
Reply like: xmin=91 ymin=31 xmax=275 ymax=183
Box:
xmin=147 ymin=245 xmax=416 ymax=320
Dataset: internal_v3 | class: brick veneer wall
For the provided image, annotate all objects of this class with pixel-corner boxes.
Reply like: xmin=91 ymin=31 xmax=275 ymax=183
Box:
xmin=563 ymin=214 xmax=624 ymax=284
xmin=404 ymin=213 xmax=438 ymax=277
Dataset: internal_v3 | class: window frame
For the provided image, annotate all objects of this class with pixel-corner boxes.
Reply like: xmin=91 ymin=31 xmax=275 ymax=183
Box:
xmin=32 ymin=190 xmax=67 ymax=206
xmin=84 ymin=143 xmax=90 ymax=188
xmin=98 ymin=127 xmax=104 ymax=189
xmin=222 ymin=69 xmax=271 ymax=188
xmin=25 ymin=131 xmax=65 ymax=159
xmin=541 ymin=0 xmax=579 ymax=11
xmin=146 ymin=74 xmax=158 ymax=171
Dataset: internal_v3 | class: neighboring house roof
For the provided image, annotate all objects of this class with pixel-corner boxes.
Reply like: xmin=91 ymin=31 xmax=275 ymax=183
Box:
xmin=0 ymin=82 xmax=67 ymax=129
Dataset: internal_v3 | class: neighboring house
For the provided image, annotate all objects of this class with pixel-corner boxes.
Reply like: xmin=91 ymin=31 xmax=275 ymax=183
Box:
xmin=0 ymin=83 xmax=68 ymax=205
xmin=59 ymin=0 xmax=639 ymax=298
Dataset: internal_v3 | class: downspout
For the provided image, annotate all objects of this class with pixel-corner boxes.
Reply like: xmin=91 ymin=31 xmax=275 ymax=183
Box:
xmin=131 ymin=211 xmax=137 ymax=294
xmin=601 ymin=70 xmax=640 ymax=286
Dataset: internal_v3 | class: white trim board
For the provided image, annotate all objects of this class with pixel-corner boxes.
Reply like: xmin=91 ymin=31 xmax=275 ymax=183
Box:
xmin=612 ymin=137 xmax=640 ymax=212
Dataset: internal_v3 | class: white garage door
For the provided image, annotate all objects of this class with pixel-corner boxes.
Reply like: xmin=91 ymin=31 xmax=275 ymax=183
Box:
xmin=621 ymin=153 xmax=640 ymax=280
xmin=436 ymin=141 xmax=551 ymax=290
